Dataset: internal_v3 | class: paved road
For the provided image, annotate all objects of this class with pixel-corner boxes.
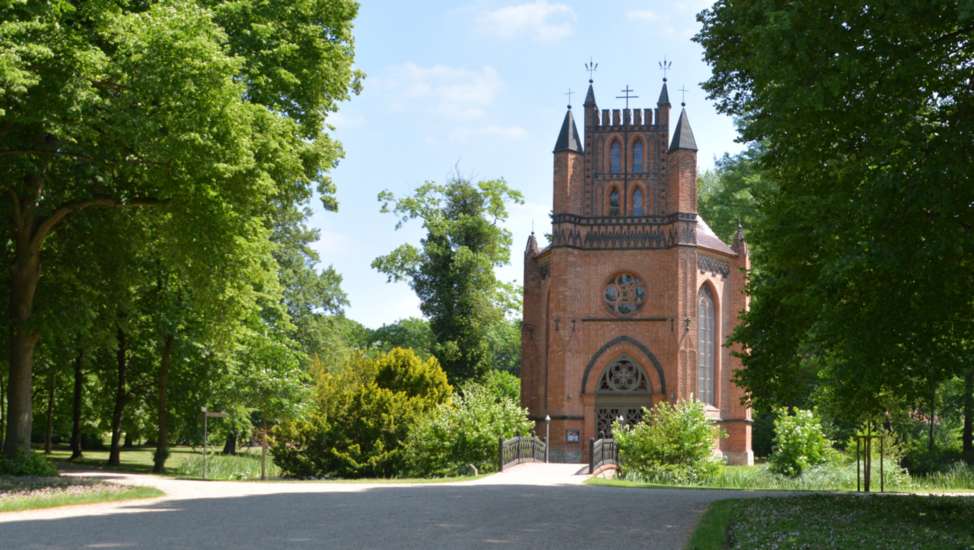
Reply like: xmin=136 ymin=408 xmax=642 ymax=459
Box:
xmin=0 ymin=464 xmax=760 ymax=549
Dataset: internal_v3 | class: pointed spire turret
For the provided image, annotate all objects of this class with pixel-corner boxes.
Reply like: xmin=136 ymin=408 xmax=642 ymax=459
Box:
xmin=525 ymin=232 xmax=539 ymax=256
xmin=657 ymin=81 xmax=670 ymax=106
xmin=553 ymin=107 xmax=582 ymax=154
xmin=732 ymin=222 xmax=748 ymax=256
xmin=669 ymin=107 xmax=697 ymax=152
xmin=584 ymin=83 xmax=596 ymax=107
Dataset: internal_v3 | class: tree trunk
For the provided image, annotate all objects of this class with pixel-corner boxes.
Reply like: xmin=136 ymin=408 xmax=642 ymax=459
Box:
xmin=70 ymin=349 xmax=84 ymax=460
xmin=4 ymin=236 xmax=41 ymax=457
xmin=108 ymin=327 xmax=128 ymax=466
xmin=928 ymin=400 xmax=936 ymax=452
xmin=0 ymin=367 xmax=6 ymax=447
xmin=964 ymin=368 xmax=973 ymax=464
xmin=222 ymin=431 xmax=237 ymax=455
xmin=44 ymin=368 xmax=56 ymax=454
xmin=152 ymin=334 xmax=174 ymax=473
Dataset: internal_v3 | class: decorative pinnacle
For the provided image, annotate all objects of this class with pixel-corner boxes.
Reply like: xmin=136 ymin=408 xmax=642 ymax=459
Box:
xmin=616 ymin=85 xmax=639 ymax=109
xmin=565 ymin=88 xmax=574 ymax=109
xmin=585 ymin=57 xmax=598 ymax=83
xmin=679 ymin=85 xmax=688 ymax=107
xmin=659 ymin=57 xmax=672 ymax=82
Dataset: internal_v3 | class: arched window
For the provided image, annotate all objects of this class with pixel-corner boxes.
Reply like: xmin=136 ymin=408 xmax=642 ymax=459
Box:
xmin=610 ymin=141 xmax=621 ymax=174
xmin=633 ymin=188 xmax=644 ymax=216
xmin=633 ymin=141 xmax=644 ymax=173
xmin=697 ymin=287 xmax=716 ymax=405
xmin=608 ymin=188 xmax=620 ymax=216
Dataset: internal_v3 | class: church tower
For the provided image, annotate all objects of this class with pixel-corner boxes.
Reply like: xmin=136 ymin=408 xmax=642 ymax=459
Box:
xmin=521 ymin=71 xmax=753 ymax=465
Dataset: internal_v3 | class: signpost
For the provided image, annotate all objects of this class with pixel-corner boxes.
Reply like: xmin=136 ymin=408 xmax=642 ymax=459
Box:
xmin=201 ymin=407 xmax=226 ymax=480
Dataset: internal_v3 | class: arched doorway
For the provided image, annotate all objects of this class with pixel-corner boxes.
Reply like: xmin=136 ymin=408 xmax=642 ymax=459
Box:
xmin=595 ymin=357 xmax=653 ymax=438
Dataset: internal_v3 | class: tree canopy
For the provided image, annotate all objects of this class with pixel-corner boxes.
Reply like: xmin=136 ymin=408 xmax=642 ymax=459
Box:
xmin=696 ymin=1 xmax=974 ymax=419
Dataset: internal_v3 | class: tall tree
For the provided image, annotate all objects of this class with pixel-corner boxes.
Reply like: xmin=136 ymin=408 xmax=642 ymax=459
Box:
xmin=0 ymin=1 xmax=361 ymax=455
xmin=696 ymin=1 xmax=974 ymax=418
xmin=373 ymin=178 xmax=523 ymax=383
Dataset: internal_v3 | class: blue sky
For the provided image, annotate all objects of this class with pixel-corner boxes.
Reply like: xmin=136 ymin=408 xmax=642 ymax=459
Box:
xmin=311 ymin=0 xmax=743 ymax=328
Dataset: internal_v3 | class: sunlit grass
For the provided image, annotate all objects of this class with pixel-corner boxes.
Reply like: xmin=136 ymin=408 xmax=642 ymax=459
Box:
xmin=0 ymin=476 xmax=162 ymax=513
xmin=49 ymin=445 xmax=278 ymax=480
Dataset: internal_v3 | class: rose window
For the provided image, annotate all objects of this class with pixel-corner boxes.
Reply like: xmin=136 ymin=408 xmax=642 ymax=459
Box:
xmin=603 ymin=273 xmax=646 ymax=315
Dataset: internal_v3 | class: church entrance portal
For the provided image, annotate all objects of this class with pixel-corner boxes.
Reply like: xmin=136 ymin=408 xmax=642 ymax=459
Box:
xmin=595 ymin=357 xmax=652 ymax=438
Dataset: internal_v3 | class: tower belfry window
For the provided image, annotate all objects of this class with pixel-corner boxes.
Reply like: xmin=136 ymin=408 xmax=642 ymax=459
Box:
xmin=633 ymin=189 xmax=644 ymax=216
xmin=610 ymin=141 xmax=621 ymax=174
xmin=633 ymin=141 xmax=644 ymax=173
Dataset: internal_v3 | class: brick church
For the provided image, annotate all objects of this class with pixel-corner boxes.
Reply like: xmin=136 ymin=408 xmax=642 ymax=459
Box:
xmin=520 ymin=74 xmax=753 ymax=465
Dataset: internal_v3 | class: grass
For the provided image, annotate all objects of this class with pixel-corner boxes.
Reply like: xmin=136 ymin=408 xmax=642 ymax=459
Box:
xmin=49 ymin=445 xmax=278 ymax=481
xmin=687 ymin=494 xmax=974 ymax=549
xmin=589 ymin=461 xmax=974 ymax=493
xmin=0 ymin=476 xmax=163 ymax=513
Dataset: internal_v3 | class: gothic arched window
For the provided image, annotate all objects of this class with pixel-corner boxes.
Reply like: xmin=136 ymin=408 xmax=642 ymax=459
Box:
xmin=610 ymin=141 xmax=621 ymax=174
xmin=633 ymin=141 xmax=644 ymax=173
xmin=608 ymin=188 xmax=620 ymax=216
xmin=633 ymin=188 xmax=644 ymax=216
xmin=697 ymin=286 xmax=716 ymax=405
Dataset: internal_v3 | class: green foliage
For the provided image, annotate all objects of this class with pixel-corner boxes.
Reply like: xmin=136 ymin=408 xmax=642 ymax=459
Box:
xmin=403 ymin=380 xmax=533 ymax=477
xmin=0 ymin=451 xmax=58 ymax=477
xmin=768 ymin=408 xmax=833 ymax=477
xmin=372 ymin=177 xmax=524 ymax=383
xmin=271 ymin=348 xmax=451 ymax=478
xmin=697 ymin=0 xmax=974 ymax=422
xmin=368 ymin=317 xmax=435 ymax=357
xmin=697 ymin=144 xmax=773 ymax=250
xmin=479 ymin=370 xmax=520 ymax=403
xmin=616 ymin=400 xmax=724 ymax=484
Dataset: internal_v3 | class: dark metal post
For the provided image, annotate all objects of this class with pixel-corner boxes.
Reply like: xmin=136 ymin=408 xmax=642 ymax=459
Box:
xmin=202 ymin=407 xmax=208 ymax=480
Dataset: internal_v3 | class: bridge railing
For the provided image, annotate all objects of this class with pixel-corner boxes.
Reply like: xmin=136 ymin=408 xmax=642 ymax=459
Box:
xmin=589 ymin=437 xmax=619 ymax=474
xmin=498 ymin=435 xmax=546 ymax=471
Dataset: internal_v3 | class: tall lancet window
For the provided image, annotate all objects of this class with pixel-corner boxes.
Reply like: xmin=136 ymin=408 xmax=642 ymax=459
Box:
xmin=610 ymin=141 xmax=621 ymax=173
xmin=633 ymin=141 xmax=644 ymax=173
xmin=633 ymin=189 xmax=644 ymax=216
xmin=608 ymin=188 xmax=621 ymax=216
xmin=697 ymin=286 xmax=716 ymax=406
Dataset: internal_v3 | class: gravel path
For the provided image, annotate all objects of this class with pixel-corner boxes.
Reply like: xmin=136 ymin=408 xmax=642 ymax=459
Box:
xmin=0 ymin=464 xmax=766 ymax=549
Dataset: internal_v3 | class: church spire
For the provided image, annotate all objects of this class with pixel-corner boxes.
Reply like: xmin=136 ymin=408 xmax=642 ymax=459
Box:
xmin=669 ymin=107 xmax=697 ymax=152
xmin=553 ymin=107 xmax=582 ymax=154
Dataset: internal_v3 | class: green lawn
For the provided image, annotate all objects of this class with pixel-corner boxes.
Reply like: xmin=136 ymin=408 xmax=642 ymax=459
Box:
xmin=588 ymin=462 xmax=974 ymax=493
xmin=687 ymin=494 xmax=974 ymax=550
xmin=49 ymin=446 xmax=279 ymax=480
xmin=0 ymin=476 xmax=162 ymax=513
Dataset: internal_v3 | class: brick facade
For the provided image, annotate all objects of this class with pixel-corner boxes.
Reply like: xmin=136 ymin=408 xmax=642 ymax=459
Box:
xmin=521 ymin=80 xmax=753 ymax=464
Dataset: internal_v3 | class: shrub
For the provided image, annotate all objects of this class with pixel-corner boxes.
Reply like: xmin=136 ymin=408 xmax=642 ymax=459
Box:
xmin=403 ymin=380 xmax=533 ymax=477
xmin=768 ymin=408 xmax=834 ymax=477
xmin=615 ymin=400 xmax=723 ymax=484
xmin=479 ymin=369 xmax=520 ymax=403
xmin=0 ymin=451 xmax=59 ymax=477
xmin=271 ymin=348 xmax=451 ymax=478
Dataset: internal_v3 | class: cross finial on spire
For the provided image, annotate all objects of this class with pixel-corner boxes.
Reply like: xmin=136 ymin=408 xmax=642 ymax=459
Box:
xmin=616 ymin=85 xmax=639 ymax=109
xmin=679 ymin=85 xmax=688 ymax=107
xmin=658 ymin=57 xmax=672 ymax=82
xmin=565 ymin=88 xmax=574 ymax=109
xmin=585 ymin=57 xmax=598 ymax=83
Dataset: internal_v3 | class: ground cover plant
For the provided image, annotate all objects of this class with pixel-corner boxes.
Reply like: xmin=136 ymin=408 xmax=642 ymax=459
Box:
xmin=688 ymin=494 xmax=974 ymax=550
xmin=51 ymin=446 xmax=277 ymax=481
xmin=0 ymin=476 xmax=162 ymax=513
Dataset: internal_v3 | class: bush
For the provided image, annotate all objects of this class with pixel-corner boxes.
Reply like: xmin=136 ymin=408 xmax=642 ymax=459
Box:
xmin=479 ymin=370 xmax=520 ymax=403
xmin=615 ymin=400 xmax=723 ymax=484
xmin=768 ymin=408 xmax=834 ymax=477
xmin=271 ymin=348 xmax=451 ymax=478
xmin=0 ymin=451 xmax=59 ymax=477
xmin=403 ymin=380 xmax=533 ymax=477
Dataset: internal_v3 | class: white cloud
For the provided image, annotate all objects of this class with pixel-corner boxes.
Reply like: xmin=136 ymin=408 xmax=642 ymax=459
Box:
xmin=626 ymin=9 xmax=659 ymax=22
xmin=450 ymin=124 xmax=528 ymax=143
xmin=477 ymin=1 xmax=576 ymax=42
xmin=383 ymin=63 xmax=502 ymax=120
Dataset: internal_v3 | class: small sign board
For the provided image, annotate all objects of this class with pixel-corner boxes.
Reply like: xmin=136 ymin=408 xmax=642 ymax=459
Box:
xmin=566 ymin=430 xmax=580 ymax=443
